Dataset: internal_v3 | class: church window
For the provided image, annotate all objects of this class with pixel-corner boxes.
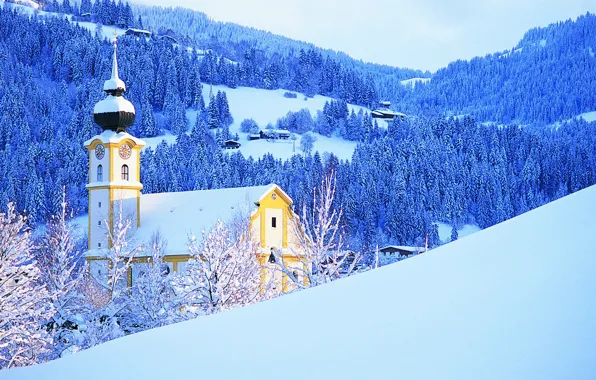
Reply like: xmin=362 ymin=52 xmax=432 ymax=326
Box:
xmin=97 ymin=165 xmax=103 ymax=181
xmin=98 ymin=221 xmax=101 ymax=226
xmin=121 ymin=165 xmax=129 ymax=181
xmin=272 ymin=217 xmax=277 ymax=228
xmin=98 ymin=242 xmax=101 ymax=248
xmin=98 ymin=202 xmax=102 ymax=208
xmin=269 ymin=248 xmax=276 ymax=263
xmin=292 ymin=270 xmax=299 ymax=280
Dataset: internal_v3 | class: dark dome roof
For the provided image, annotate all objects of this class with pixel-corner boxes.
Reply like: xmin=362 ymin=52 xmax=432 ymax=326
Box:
xmin=93 ymin=40 xmax=135 ymax=133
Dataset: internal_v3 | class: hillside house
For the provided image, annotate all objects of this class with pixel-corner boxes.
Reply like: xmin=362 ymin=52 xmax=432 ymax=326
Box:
xmin=125 ymin=28 xmax=152 ymax=38
xmin=260 ymin=129 xmax=291 ymax=140
xmin=378 ymin=245 xmax=424 ymax=266
xmin=224 ymin=140 xmax=241 ymax=149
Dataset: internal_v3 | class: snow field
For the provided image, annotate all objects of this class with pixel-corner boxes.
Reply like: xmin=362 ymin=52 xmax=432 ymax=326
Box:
xmin=7 ymin=185 xmax=596 ymax=380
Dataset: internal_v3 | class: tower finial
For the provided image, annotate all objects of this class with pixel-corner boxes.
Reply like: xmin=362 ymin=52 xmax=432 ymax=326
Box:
xmin=103 ymin=31 xmax=126 ymax=94
xmin=94 ymin=31 xmax=135 ymax=132
xmin=111 ymin=34 xmax=120 ymax=82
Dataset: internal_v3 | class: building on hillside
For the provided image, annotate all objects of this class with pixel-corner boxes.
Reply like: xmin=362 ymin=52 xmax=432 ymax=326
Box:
xmin=260 ymin=129 xmax=291 ymax=140
xmin=377 ymin=245 xmax=424 ymax=266
xmin=125 ymin=28 xmax=152 ymax=38
xmin=371 ymin=101 xmax=406 ymax=120
xmin=224 ymin=139 xmax=241 ymax=149
xmin=157 ymin=35 xmax=178 ymax=44
xmin=85 ymin=38 xmax=306 ymax=295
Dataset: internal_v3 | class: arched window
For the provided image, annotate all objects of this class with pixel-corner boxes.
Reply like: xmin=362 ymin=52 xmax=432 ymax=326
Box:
xmin=97 ymin=165 xmax=103 ymax=182
xmin=268 ymin=247 xmax=276 ymax=263
xmin=121 ymin=164 xmax=129 ymax=181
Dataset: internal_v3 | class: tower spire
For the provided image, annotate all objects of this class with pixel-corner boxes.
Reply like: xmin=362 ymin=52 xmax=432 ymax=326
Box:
xmin=103 ymin=35 xmax=126 ymax=94
xmin=110 ymin=36 xmax=120 ymax=83
xmin=94 ymin=34 xmax=135 ymax=132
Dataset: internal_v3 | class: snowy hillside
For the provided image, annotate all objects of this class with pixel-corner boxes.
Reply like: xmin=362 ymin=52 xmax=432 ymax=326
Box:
xmin=6 ymin=185 xmax=596 ymax=380
xmin=144 ymin=85 xmax=375 ymax=161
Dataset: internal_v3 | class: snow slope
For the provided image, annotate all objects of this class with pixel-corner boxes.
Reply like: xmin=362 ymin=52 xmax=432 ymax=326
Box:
xmin=144 ymin=85 xmax=372 ymax=161
xmin=437 ymin=222 xmax=480 ymax=243
xmin=6 ymin=185 xmax=596 ymax=379
xmin=401 ymin=77 xmax=431 ymax=87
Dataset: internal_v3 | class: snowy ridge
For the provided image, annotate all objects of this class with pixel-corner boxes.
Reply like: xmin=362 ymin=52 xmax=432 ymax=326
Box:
xmin=7 ymin=185 xmax=596 ymax=379
xmin=400 ymin=77 xmax=431 ymax=87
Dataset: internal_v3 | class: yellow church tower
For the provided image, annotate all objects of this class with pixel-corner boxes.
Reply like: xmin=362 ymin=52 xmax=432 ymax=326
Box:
xmin=84 ymin=37 xmax=145 ymax=251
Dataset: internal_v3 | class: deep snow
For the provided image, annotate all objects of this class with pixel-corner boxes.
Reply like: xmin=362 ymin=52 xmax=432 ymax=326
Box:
xmin=6 ymin=185 xmax=596 ymax=380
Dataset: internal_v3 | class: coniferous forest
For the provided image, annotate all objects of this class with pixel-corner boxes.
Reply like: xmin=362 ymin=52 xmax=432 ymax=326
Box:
xmin=0 ymin=2 xmax=595 ymax=255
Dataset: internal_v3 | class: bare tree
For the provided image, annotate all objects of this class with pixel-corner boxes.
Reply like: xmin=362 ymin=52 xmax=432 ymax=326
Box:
xmin=271 ymin=172 xmax=361 ymax=290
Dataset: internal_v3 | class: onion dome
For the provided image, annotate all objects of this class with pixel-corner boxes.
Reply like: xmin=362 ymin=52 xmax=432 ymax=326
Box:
xmin=93 ymin=38 xmax=135 ymax=132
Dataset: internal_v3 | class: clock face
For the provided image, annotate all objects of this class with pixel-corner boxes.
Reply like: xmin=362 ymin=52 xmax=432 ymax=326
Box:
xmin=95 ymin=144 xmax=105 ymax=160
xmin=119 ymin=144 xmax=132 ymax=160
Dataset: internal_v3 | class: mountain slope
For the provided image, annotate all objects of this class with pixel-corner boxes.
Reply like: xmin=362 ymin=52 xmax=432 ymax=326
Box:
xmin=6 ymin=185 xmax=596 ymax=380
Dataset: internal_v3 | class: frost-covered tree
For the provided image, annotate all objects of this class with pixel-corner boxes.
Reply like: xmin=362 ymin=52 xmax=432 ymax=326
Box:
xmin=271 ymin=173 xmax=361 ymax=289
xmin=300 ymin=132 xmax=317 ymax=155
xmin=77 ymin=202 xmax=141 ymax=348
xmin=35 ymin=192 xmax=85 ymax=359
xmin=122 ymin=230 xmax=180 ymax=333
xmin=0 ymin=204 xmax=54 ymax=369
xmin=173 ymin=220 xmax=263 ymax=316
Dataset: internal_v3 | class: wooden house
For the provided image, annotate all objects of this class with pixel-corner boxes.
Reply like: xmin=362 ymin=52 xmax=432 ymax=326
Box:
xmin=224 ymin=140 xmax=241 ymax=149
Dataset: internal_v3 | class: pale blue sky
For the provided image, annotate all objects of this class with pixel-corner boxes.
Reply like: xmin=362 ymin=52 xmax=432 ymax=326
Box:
xmin=136 ymin=0 xmax=596 ymax=72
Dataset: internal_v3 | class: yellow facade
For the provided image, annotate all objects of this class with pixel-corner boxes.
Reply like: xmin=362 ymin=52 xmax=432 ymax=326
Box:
xmin=85 ymin=184 xmax=306 ymax=293
xmin=85 ymin=135 xmax=144 ymax=250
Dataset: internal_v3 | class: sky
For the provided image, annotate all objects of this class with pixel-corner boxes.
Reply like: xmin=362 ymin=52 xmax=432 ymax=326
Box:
xmin=135 ymin=0 xmax=596 ymax=72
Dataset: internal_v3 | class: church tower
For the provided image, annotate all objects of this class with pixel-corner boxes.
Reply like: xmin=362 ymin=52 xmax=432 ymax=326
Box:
xmin=85 ymin=37 xmax=145 ymax=251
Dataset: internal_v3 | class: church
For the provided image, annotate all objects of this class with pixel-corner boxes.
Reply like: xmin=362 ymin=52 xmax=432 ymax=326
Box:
xmin=84 ymin=39 xmax=306 ymax=293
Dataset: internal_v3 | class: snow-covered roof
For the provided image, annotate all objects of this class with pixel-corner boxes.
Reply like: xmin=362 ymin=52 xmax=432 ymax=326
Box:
xmin=11 ymin=185 xmax=596 ymax=380
xmin=93 ymin=95 xmax=135 ymax=115
xmin=126 ymin=28 xmax=151 ymax=35
xmin=85 ymin=184 xmax=285 ymax=257
xmin=371 ymin=109 xmax=407 ymax=117
xmin=84 ymin=130 xmax=145 ymax=147
xmin=379 ymin=245 xmax=425 ymax=253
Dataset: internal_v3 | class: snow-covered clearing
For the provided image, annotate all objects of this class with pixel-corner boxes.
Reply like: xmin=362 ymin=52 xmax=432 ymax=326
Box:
xmin=400 ymin=77 xmax=431 ymax=87
xmin=7 ymin=185 xmax=596 ymax=379
xmin=578 ymin=110 xmax=596 ymax=123
xmin=146 ymin=85 xmax=372 ymax=160
xmin=550 ymin=110 xmax=596 ymax=129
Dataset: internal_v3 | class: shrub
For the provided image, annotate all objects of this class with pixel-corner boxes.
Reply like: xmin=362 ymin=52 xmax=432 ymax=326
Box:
xmin=283 ymin=91 xmax=298 ymax=99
